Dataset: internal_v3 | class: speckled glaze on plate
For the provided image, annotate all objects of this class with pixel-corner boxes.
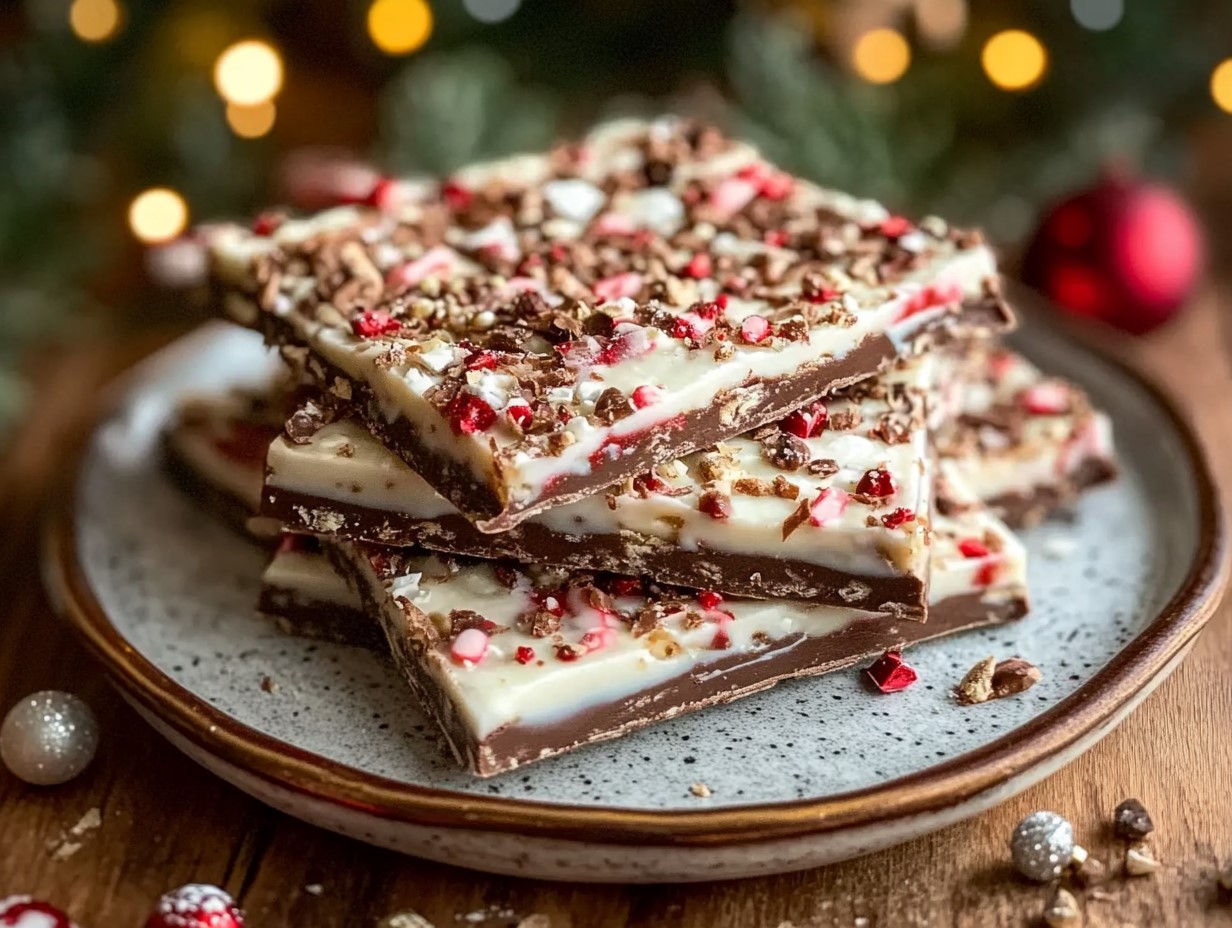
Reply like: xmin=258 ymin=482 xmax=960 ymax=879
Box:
xmin=44 ymin=318 xmax=1226 ymax=882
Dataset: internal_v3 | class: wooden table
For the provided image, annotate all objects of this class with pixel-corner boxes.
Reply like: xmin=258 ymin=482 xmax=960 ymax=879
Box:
xmin=2 ymin=292 xmax=1231 ymax=928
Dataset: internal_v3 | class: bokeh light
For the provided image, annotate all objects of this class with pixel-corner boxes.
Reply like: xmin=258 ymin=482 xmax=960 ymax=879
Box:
xmin=463 ymin=0 xmax=521 ymax=24
xmin=367 ymin=0 xmax=434 ymax=56
xmin=69 ymin=0 xmax=122 ymax=43
xmin=1070 ymin=0 xmax=1123 ymax=31
xmin=852 ymin=28 xmax=911 ymax=85
xmin=129 ymin=188 xmax=189 ymax=244
xmin=226 ymin=101 xmax=277 ymax=139
xmin=982 ymin=30 xmax=1047 ymax=91
xmin=213 ymin=40 xmax=284 ymax=106
xmin=1212 ymin=59 xmax=1232 ymax=114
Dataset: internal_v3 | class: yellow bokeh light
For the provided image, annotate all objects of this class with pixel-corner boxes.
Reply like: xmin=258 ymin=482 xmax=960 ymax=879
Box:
xmin=213 ymin=40 xmax=284 ymax=106
xmin=226 ymin=100 xmax=277 ymax=139
xmin=69 ymin=0 xmax=122 ymax=43
xmin=1211 ymin=59 xmax=1232 ymax=113
xmin=982 ymin=29 xmax=1048 ymax=91
xmin=852 ymin=28 xmax=911 ymax=84
xmin=368 ymin=0 xmax=434 ymax=56
xmin=129 ymin=188 xmax=189 ymax=245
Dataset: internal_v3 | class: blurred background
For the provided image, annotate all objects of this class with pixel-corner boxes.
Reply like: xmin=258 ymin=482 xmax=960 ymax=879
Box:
xmin=2 ymin=0 xmax=1231 ymax=432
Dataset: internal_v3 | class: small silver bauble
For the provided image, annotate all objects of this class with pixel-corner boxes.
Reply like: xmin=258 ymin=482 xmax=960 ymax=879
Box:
xmin=0 ymin=691 xmax=99 ymax=786
xmin=1010 ymin=810 xmax=1076 ymax=882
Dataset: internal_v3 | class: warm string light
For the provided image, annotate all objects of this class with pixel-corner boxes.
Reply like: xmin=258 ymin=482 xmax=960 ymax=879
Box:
xmin=852 ymin=28 xmax=911 ymax=85
xmin=213 ymin=40 xmax=284 ymax=106
xmin=367 ymin=0 xmax=434 ymax=56
xmin=982 ymin=29 xmax=1047 ymax=91
xmin=1070 ymin=0 xmax=1123 ymax=31
xmin=1212 ymin=59 xmax=1232 ymax=114
xmin=129 ymin=189 xmax=188 ymax=244
xmin=226 ymin=101 xmax=277 ymax=139
xmin=914 ymin=0 xmax=967 ymax=50
xmin=69 ymin=0 xmax=122 ymax=43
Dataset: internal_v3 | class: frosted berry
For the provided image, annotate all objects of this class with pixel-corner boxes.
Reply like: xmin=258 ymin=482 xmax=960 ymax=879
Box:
xmin=697 ymin=591 xmax=723 ymax=610
xmin=451 ymin=628 xmax=489 ymax=665
xmin=880 ymin=216 xmax=913 ymax=239
xmin=0 ymin=897 xmax=78 ymax=928
xmin=698 ymin=491 xmax=733 ymax=520
xmin=880 ymin=508 xmax=915 ymax=529
xmin=739 ymin=315 xmax=772 ymax=344
xmin=684 ymin=253 xmax=712 ymax=279
xmin=351 ymin=310 xmax=401 ymax=338
xmin=515 ymin=646 xmax=536 ymax=665
xmin=957 ymin=538 xmax=990 ymax=558
xmin=506 ymin=403 xmax=533 ymax=429
xmin=856 ymin=468 xmax=896 ymax=499
xmin=631 ymin=385 xmax=663 ymax=409
xmin=144 ymin=884 xmax=244 ymax=928
xmin=781 ymin=402 xmax=827 ymax=439
xmin=441 ymin=179 xmax=472 ymax=211
xmin=446 ymin=393 xmax=497 ymax=435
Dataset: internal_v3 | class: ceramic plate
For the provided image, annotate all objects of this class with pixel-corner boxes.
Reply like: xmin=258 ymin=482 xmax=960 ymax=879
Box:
xmin=44 ymin=317 xmax=1226 ymax=882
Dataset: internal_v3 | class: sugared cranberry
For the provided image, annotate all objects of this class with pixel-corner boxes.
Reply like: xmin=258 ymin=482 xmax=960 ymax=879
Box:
xmin=670 ymin=316 xmax=699 ymax=340
xmin=144 ymin=884 xmax=244 ymax=928
xmin=880 ymin=507 xmax=916 ymax=529
xmin=250 ymin=213 xmax=282 ymax=237
xmin=631 ymin=384 xmax=663 ymax=409
xmin=555 ymin=644 xmax=581 ymax=662
xmin=710 ymin=628 xmax=732 ymax=650
xmin=506 ymin=403 xmax=533 ymax=429
xmin=856 ymin=468 xmax=897 ymax=499
xmin=957 ymin=538 xmax=990 ymax=559
xmin=610 ymin=578 xmax=643 ymax=597
xmin=864 ymin=650 xmax=918 ymax=693
xmin=698 ymin=491 xmax=733 ymax=520
xmin=593 ymin=271 xmax=644 ymax=304
xmin=0 ymin=897 xmax=78 ymax=928
xmin=464 ymin=349 xmax=501 ymax=370
xmin=446 ymin=393 xmax=497 ymax=435
xmin=441 ymin=179 xmax=472 ymax=211
xmin=804 ymin=286 xmax=842 ymax=304
xmin=780 ymin=402 xmax=828 ymax=439
xmin=879 ymin=215 xmax=913 ymax=239
xmin=684 ymin=253 xmax=712 ymax=279
xmin=350 ymin=309 xmax=402 ymax=338
xmin=758 ymin=172 xmax=794 ymax=200
xmin=697 ymin=591 xmax=723 ymax=610
xmin=809 ymin=487 xmax=849 ymax=527
xmin=1020 ymin=381 xmax=1071 ymax=416
xmin=739 ymin=315 xmax=772 ymax=344
xmin=451 ymin=628 xmax=489 ymax=665
xmin=365 ymin=176 xmax=400 ymax=211
xmin=709 ymin=176 xmax=758 ymax=217
xmin=764 ymin=230 xmax=789 ymax=247
xmin=974 ymin=560 xmax=1001 ymax=587
xmin=515 ymin=646 xmax=536 ymax=665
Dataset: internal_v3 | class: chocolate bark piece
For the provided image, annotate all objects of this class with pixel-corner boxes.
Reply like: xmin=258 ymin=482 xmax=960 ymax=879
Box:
xmin=257 ymin=535 xmax=384 ymax=650
xmin=934 ymin=343 xmax=1116 ymax=527
xmin=263 ymin=356 xmax=941 ymax=613
xmin=319 ymin=486 xmax=1027 ymax=777
xmin=208 ymin=117 xmax=1014 ymax=532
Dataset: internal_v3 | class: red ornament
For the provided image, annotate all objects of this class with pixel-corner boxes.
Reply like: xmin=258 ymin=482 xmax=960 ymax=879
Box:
xmin=0 ymin=896 xmax=78 ymax=928
xmin=1023 ymin=174 xmax=1204 ymax=335
xmin=864 ymin=650 xmax=918 ymax=694
xmin=145 ymin=884 xmax=244 ymax=928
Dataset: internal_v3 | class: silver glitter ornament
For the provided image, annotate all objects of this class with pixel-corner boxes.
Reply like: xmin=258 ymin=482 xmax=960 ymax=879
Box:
xmin=0 ymin=691 xmax=99 ymax=786
xmin=1010 ymin=810 xmax=1076 ymax=882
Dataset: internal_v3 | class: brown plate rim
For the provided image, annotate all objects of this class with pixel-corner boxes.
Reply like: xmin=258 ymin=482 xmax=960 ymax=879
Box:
xmin=42 ymin=321 xmax=1229 ymax=849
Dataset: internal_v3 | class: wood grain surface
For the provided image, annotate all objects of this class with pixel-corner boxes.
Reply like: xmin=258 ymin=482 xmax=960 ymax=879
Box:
xmin=2 ymin=292 xmax=1231 ymax=928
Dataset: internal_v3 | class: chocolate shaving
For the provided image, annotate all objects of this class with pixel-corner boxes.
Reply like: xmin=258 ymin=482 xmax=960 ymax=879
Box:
xmin=772 ymin=475 xmax=800 ymax=500
xmin=762 ymin=432 xmax=810 ymax=471
xmin=519 ymin=608 xmax=561 ymax=639
xmin=806 ymin=458 xmax=840 ymax=478
xmin=285 ymin=401 xmax=333 ymax=444
xmin=593 ymin=388 xmax=635 ymax=425
xmin=448 ymin=609 xmax=502 ymax=637
xmin=781 ymin=498 xmax=811 ymax=540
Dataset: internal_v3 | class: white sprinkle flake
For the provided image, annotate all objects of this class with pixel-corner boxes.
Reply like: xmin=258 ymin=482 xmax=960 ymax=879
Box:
xmin=543 ymin=179 xmax=606 ymax=223
xmin=304 ymin=883 xmax=324 ymax=896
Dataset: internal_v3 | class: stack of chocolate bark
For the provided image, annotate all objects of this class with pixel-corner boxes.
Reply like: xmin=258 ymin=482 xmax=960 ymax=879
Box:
xmin=170 ymin=118 xmax=1116 ymax=776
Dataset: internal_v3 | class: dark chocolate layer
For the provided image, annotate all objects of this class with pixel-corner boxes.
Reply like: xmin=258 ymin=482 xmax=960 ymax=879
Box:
xmin=250 ymin=294 xmax=1012 ymax=532
xmin=325 ymin=539 xmax=1026 ymax=777
xmin=162 ymin=434 xmax=266 ymax=540
xmin=264 ymin=486 xmax=926 ymax=614
xmin=939 ymin=455 xmax=1118 ymax=529
xmin=257 ymin=584 xmax=385 ymax=650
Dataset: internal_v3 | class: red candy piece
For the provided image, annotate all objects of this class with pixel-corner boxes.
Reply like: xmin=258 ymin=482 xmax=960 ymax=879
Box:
xmin=350 ymin=309 xmax=402 ymax=338
xmin=631 ymin=384 xmax=662 ymax=409
xmin=250 ymin=213 xmax=283 ymax=237
xmin=880 ymin=507 xmax=916 ymax=529
xmin=957 ymin=537 xmax=990 ymax=558
xmin=1019 ymin=381 xmax=1071 ymax=415
xmin=699 ymin=492 xmax=733 ymax=520
xmin=692 ymin=298 xmax=726 ymax=321
xmin=446 ymin=393 xmax=497 ymax=435
xmin=365 ymin=176 xmax=401 ymax=211
xmin=739 ymin=315 xmax=772 ymax=344
xmin=780 ymin=401 xmax=828 ymax=439
xmin=144 ymin=884 xmax=245 ymax=928
xmin=709 ymin=176 xmax=758 ymax=218
xmin=506 ymin=402 xmax=533 ymax=429
xmin=764 ymin=230 xmax=789 ymax=247
xmin=697 ymin=590 xmax=723 ymax=610
xmin=809 ymin=487 xmax=849 ymax=527
xmin=864 ymin=650 xmax=918 ymax=693
xmin=593 ymin=271 xmax=644 ymax=304
xmin=441 ymin=179 xmax=472 ymax=211
xmin=463 ymin=349 xmax=501 ymax=370
xmin=758 ymin=171 xmax=794 ymax=200
xmin=0 ymin=897 xmax=78 ymax=928
xmin=974 ymin=559 xmax=1001 ymax=587
xmin=684 ymin=253 xmax=712 ymax=279
xmin=879 ymin=215 xmax=913 ymax=239
xmin=515 ymin=646 xmax=536 ymax=665
xmin=856 ymin=468 xmax=897 ymax=499
xmin=555 ymin=644 xmax=581 ymax=662
xmin=669 ymin=315 xmax=699 ymax=340
xmin=710 ymin=627 xmax=732 ymax=650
